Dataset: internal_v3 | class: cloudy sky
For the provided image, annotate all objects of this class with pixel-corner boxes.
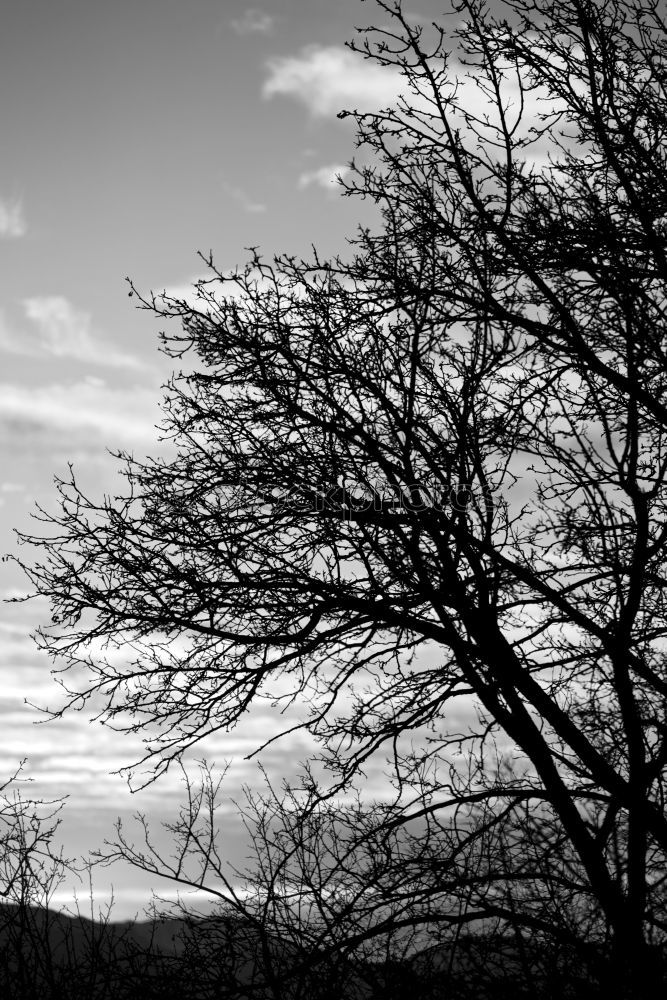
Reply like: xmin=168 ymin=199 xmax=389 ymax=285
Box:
xmin=0 ymin=0 xmax=450 ymax=918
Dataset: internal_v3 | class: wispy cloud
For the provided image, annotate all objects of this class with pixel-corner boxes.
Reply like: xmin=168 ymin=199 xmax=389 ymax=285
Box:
xmin=0 ymin=197 xmax=26 ymax=239
xmin=298 ymin=163 xmax=351 ymax=193
xmin=159 ymin=269 xmax=270 ymax=310
xmin=0 ymin=297 xmax=145 ymax=370
xmin=0 ymin=377 xmax=162 ymax=450
xmin=230 ymin=8 xmax=275 ymax=36
xmin=264 ymin=44 xmax=556 ymax=170
xmin=24 ymin=297 xmax=145 ymax=368
xmin=220 ymin=178 xmax=266 ymax=214
xmin=263 ymin=45 xmax=404 ymax=118
xmin=158 ymin=276 xmax=209 ymax=309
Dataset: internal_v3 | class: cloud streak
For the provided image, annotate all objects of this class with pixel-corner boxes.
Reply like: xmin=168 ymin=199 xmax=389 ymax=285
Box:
xmin=0 ymin=297 xmax=146 ymax=370
xmin=0 ymin=197 xmax=26 ymax=238
xmin=22 ymin=297 xmax=145 ymax=369
xmin=0 ymin=377 xmax=162 ymax=449
xmin=298 ymin=163 xmax=351 ymax=193
xmin=220 ymin=178 xmax=266 ymax=214
xmin=230 ymin=9 xmax=275 ymax=36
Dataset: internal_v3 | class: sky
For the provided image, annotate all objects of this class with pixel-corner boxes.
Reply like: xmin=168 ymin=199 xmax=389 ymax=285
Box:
xmin=0 ymin=0 xmax=452 ymax=919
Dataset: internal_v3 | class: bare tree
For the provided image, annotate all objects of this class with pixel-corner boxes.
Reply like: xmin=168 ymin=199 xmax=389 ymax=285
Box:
xmin=0 ymin=763 xmax=75 ymax=998
xmin=97 ymin=761 xmax=430 ymax=1000
xmin=13 ymin=0 xmax=667 ymax=995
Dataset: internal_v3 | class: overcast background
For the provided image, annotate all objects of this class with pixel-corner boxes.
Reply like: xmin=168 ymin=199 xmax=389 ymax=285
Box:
xmin=0 ymin=0 xmax=449 ymax=918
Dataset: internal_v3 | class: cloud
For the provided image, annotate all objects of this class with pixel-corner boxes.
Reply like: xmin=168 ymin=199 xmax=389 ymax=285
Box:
xmin=158 ymin=276 xmax=208 ymax=309
xmin=0 ymin=297 xmax=145 ymax=370
xmin=298 ymin=163 xmax=351 ymax=192
xmin=220 ymin=178 xmax=266 ymax=214
xmin=263 ymin=45 xmax=404 ymax=118
xmin=230 ymin=8 xmax=275 ymax=36
xmin=0 ymin=377 xmax=162 ymax=450
xmin=159 ymin=269 xmax=273 ymax=312
xmin=0 ymin=197 xmax=26 ymax=239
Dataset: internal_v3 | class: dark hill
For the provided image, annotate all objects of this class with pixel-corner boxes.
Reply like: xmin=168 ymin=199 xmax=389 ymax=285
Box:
xmin=1 ymin=904 xmax=663 ymax=999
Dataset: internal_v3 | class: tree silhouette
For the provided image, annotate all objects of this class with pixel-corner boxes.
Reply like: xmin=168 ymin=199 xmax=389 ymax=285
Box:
xmin=13 ymin=0 xmax=667 ymax=995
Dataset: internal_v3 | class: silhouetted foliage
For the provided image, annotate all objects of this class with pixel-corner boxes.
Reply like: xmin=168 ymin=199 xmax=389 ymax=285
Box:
xmin=13 ymin=0 xmax=667 ymax=996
